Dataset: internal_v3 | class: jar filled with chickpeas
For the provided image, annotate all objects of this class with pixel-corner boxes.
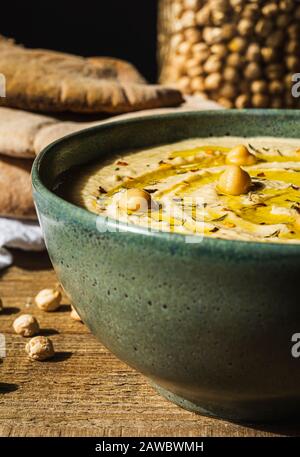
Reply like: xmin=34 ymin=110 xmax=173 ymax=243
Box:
xmin=158 ymin=0 xmax=300 ymax=108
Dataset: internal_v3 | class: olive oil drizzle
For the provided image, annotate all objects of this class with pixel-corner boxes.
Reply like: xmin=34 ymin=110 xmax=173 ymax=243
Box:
xmin=106 ymin=147 xmax=300 ymax=241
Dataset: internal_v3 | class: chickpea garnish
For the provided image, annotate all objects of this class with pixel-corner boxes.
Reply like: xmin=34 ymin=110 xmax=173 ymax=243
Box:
xmin=172 ymin=156 xmax=187 ymax=166
xmin=217 ymin=165 xmax=252 ymax=196
xmin=226 ymin=145 xmax=257 ymax=166
xmin=13 ymin=314 xmax=40 ymax=337
xmin=118 ymin=188 xmax=152 ymax=212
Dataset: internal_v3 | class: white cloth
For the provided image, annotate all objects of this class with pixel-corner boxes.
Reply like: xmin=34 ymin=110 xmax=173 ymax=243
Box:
xmin=0 ymin=218 xmax=45 ymax=269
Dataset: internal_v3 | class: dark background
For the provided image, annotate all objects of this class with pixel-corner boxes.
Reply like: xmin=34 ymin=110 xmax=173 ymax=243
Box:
xmin=1 ymin=0 xmax=158 ymax=82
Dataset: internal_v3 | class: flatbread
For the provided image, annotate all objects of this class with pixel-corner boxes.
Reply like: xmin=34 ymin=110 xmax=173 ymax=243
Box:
xmin=0 ymin=35 xmax=183 ymax=114
xmin=87 ymin=57 xmax=146 ymax=84
xmin=0 ymin=108 xmax=56 ymax=158
xmin=0 ymin=155 xmax=36 ymax=219
xmin=0 ymin=96 xmax=222 ymax=158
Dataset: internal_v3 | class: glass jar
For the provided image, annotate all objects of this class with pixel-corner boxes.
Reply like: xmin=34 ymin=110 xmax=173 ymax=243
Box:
xmin=158 ymin=0 xmax=300 ymax=108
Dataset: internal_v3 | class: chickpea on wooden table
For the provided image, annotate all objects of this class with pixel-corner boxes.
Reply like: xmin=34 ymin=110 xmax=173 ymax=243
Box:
xmin=0 ymin=246 xmax=296 ymax=436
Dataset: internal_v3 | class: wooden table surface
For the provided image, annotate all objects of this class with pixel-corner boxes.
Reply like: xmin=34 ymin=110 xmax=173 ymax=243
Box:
xmin=0 ymin=251 xmax=298 ymax=437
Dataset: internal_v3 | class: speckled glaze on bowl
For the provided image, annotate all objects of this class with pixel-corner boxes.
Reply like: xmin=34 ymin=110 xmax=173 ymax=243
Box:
xmin=32 ymin=110 xmax=300 ymax=423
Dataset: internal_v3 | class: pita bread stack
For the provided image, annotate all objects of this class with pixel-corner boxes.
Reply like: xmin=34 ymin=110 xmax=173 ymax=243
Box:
xmin=0 ymin=155 xmax=36 ymax=219
xmin=0 ymin=35 xmax=184 ymax=220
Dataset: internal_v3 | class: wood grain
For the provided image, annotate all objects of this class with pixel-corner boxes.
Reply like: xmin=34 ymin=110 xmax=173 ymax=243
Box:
xmin=0 ymin=251 xmax=297 ymax=437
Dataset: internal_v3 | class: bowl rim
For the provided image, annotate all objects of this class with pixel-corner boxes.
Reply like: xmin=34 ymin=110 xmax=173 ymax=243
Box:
xmin=32 ymin=109 xmax=300 ymax=254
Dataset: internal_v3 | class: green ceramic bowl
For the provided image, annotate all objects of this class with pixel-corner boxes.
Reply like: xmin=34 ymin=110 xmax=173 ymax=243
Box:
xmin=32 ymin=110 xmax=300 ymax=423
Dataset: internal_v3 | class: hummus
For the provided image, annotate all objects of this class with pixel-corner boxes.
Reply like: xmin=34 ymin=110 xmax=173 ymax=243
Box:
xmin=59 ymin=137 xmax=300 ymax=243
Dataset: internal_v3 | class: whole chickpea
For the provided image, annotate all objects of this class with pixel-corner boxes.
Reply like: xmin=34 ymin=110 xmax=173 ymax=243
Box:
xmin=192 ymin=43 xmax=210 ymax=61
xmin=70 ymin=306 xmax=82 ymax=322
xmin=203 ymin=55 xmax=222 ymax=73
xmin=191 ymin=76 xmax=205 ymax=92
xmin=245 ymin=43 xmax=261 ymax=62
xmin=184 ymin=28 xmax=202 ymax=44
xmin=173 ymin=1 xmax=184 ymax=19
xmin=211 ymin=10 xmax=227 ymax=27
xmin=279 ymin=0 xmax=294 ymax=13
xmin=262 ymin=3 xmax=278 ymax=17
xmin=269 ymin=80 xmax=284 ymax=95
xmin=210 ymin=43 xmax=228 ymax=58
xmin=170 ymin=33 xmax=184 ymax=50
xmin=203 ymin=27 xmax=223 ymax=45
xmin=255 ymin=19 xmax=273 ymax=38
xmin=219 ymin=83 xmax=237 ymax=100
xmin=172 ymin=156 xmax=188 ymax=166
xmin=223 ymin=66 xmax=239 ymax=83
xmin=217 ymin=165 xmax=252 ymax=196
xmin=221 ymin=24 xmax=236 ymax=41
xmin=118 ymin=189 xmax=153 ymax=212
xmin=252 ymin=93 xmax=270 ymax=108
xmin=261 ymin=47 xmax=278 ymax=63
xmin=25 ymin=336 xmax=55 ymax=361
xmin=286 ymin=56 xmax=300 ymax=72
xmin=251 ymin=80 xmax=268 ymax=94
xmin=218 ymin=97 xmax=234 ymax=108
xmin=187 ymin=65 xmax=203 ymax=78
xmin=237 ymin=19 xmax=254 ymax=36
xmin=35 ymin=288 xmax=62 ymax=312
xmin=226 ymin=145 xmax=257 ymax=166
xmin=178 ymin=41 xmax=192 ymax=56
xmin=228 ymin=37 xmax=247 ymax=53
xmin=230 ymin=0 xmax=244 ymax=8
xmin=196 ymin=5 xmax=211 ymax=26
xmin=13 ymin=314 xmax=40 ymax=337
xmin=286 ymin=41 xmax=300 ymax=55
xmin=235 ymin=94 xmax=250 ymax=109
xmin=204 ymin=73 xmax=222 ymax=91
xmin=180 ymin=10 xmax=197 ymax=29
xmin=242 ymin=4 xmax=259 ymax=21
xmin=227 ymin=53 xmax=243 ymax=68
xmin=244 ymin=63 xmax=262 ymax=81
